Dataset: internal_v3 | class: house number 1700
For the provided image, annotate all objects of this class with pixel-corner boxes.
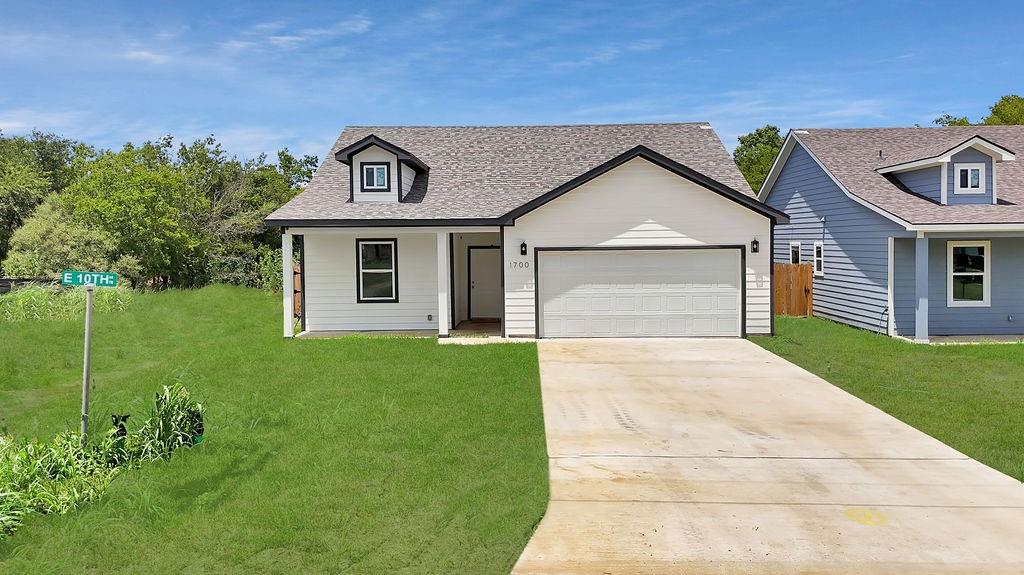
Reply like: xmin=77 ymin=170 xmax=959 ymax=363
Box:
xmin=509 ymin=261 xmax=530 ymax=269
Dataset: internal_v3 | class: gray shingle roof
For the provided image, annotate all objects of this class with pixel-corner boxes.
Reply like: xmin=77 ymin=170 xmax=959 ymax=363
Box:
xmin=793 ymin=126 xmax=1024 ymax=225
xmin=266 ymin=123 xmax=753 ymax=224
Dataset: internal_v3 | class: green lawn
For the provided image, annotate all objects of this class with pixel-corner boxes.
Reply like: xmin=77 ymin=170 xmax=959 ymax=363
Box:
xmin=0 ymin=286 xmax=548 ymax=574
xmin=753 ymin=316 xmax=1024 ymax=481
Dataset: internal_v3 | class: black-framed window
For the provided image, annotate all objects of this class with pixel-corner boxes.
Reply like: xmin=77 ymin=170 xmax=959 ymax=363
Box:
xmin=356 ymin=239 xmax=398 ymax=302
xmin=361 ymin=162 xmax=390 ymax=192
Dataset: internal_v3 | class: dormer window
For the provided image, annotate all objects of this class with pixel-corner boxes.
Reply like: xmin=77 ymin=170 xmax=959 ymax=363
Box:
xmin=954 ymin=163 xmax=985 ymax=194
xmin=361 ymin=163 xmax=390 ymax=192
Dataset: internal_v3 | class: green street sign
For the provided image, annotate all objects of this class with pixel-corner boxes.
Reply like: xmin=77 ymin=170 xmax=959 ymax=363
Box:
xmin=61 ymin=270 xmax=119 ymax=287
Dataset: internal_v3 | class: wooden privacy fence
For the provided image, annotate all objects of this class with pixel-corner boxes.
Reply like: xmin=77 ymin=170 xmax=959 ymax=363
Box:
xmin=773 ymin=263 xmax=813 ymax=317
xmin=292 ymin=264 xmax=302 ymax=318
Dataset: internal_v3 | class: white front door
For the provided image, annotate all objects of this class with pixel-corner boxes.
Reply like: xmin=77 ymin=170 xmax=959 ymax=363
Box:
xmin=538 ymin=249 xmax=742 ymax=338
xmin=469 ymin=247 xmax=502 ymax=319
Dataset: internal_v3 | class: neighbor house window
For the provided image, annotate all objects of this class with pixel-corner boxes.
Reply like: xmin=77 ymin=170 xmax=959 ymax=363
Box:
xmin=954 ymin=163 xmax=985 ymax=194
xmin=357 ymin=239 xmax=397 ymax=302
xmin=813 ymin=241 xmax=824 ymax=276
xmin=789 ymin=242 xmax=801 ymax=264
xmin=361 ymin=163 xmax=389 ymax=191
xmin=947 ymin=240 xmax=990 ymax=307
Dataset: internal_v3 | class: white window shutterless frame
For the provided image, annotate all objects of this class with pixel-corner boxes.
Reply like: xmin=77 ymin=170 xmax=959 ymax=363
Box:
xmin=362 ymin=164 xmax=389 ymax=190
xmin=357 ymin=239 xmax=398 ymax=302
xmin=947 ymin=240 xmax=990 ymax=307
xmin=789 ymin=242 xmax=801 ymax=264
xmin=953 ymin=163 xmax=985 ymax=194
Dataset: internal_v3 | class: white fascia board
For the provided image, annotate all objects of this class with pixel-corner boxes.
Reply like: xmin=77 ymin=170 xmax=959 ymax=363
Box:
xmin=786 ymin=133 xmax=914 ymax=229
xmin=909 ymin=223 xmax=1024 ymax=232
xmin=288 ymin=224 xmax=499 ymax=233
xmin=877 ymin=136 xmax=1016 ymax=174
xmin=756 ymin=131 xmax=798 ymax=201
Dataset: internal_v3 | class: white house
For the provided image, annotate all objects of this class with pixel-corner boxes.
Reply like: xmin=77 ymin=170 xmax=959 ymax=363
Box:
xmin=265 ymin=123 xmax=789 ymax=339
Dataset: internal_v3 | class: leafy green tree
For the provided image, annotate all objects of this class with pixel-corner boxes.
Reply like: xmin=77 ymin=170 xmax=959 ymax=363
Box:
xmin=933 ymin=114 xmax=971 ymax=126
xmin=733 ymin=125 xmax=784 ymax=192
xmin=276 ymin=148 xmax=319 ymax=188
xmin=933 ymin=94 xmax=1024 ymax=126
xmin=0 ymin=161 xmax=49 ymax=269
xmin=982 ymin=95 xmax=1024 ymax=125
xmin=2 ymin=199 xmax=140 ymax=281
xmin=60 ymin=140 xmax=210 ymax=287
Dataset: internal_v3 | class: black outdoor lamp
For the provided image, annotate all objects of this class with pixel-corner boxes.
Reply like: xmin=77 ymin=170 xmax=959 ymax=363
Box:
xmin=750 ymin=238 xmax=760 ymax=253
xmin=520 ymin=241 xmax=528 ymax=256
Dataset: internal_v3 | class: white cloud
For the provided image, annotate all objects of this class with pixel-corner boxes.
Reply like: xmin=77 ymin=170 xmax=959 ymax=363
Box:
xmin=242 ymin=15 xmax=373 ymax=51
xmin=0 ymin=107 xmax=90 ymax=134
xmin=122 ymin=49 xmax=172 ymax=64
xmin=551 ymin=39 xmax=665 ymax=69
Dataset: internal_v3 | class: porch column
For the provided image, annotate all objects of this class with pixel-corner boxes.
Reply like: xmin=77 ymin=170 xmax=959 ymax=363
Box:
xmin=436 ymin=232 xmax=450 ymax=337
xmin=914 ymin=233 xmax=929 ymax=343
xmin=282 ymin=230 xmax=294 ymax=338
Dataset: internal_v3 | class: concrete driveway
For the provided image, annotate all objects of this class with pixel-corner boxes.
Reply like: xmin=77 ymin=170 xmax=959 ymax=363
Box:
xmin=512 ymin=338 xmax=1024 ymax=574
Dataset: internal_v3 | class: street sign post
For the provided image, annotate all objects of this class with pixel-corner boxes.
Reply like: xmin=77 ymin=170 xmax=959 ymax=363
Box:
xmin=61 ymin=270 xmax=119 ymax=445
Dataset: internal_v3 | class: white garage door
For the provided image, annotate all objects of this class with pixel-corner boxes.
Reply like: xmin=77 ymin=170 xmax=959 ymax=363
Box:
xmin=538 ymin=249 xmax=742 ymax=338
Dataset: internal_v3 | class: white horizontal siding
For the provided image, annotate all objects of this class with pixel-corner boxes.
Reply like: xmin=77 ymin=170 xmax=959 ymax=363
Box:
xmin=352 ymin=146 xmax=399 ymax=203
xmin=502 ymin=157 xmax=772 ymax=337
xmin=303 ymin=231 xmax=438 ymax=331
xmin=400 ymin=163 xmax=415 ymax=200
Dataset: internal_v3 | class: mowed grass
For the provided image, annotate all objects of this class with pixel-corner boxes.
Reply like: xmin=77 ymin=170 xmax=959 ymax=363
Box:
xmin=0 ymin=285 xmax=548 ymax=574
xmin=753 ymin=316 xmax=1024 ymax=481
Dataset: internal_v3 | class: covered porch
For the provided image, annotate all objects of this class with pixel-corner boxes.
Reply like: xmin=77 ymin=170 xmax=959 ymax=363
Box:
xmin=281 ymin=227 xmax=504 ymax=338
xmin=891 ymin=231 xmax=1024 ymax=343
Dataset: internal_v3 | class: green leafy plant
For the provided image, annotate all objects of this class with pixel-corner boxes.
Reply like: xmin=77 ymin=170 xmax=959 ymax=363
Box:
xmin=0 ymin=383 xmax=204 ymax=539
xmin=0 ymin=284 xmax=133 ymax=322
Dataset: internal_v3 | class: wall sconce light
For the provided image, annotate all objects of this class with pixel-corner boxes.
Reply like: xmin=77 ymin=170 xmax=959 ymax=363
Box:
xmin=750 ymin=238 xmax=760 ymax=253
xmin=520 ymin=241 xmax=528 ymax=256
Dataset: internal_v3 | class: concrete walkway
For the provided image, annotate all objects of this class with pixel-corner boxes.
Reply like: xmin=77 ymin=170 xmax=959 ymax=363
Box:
xmin=512 ymin=338 xmax=1024 ymax=574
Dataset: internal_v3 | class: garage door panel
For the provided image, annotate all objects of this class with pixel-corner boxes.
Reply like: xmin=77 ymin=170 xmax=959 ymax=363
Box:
xmin=539 ymin=249 xmax=741 ymax=338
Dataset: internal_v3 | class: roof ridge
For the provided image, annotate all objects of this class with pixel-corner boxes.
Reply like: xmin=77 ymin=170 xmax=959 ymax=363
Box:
xmin=796 ymin=125 xmax=1023 ymax=132
xmin=342 ymin=122 xmax=712 ymax=129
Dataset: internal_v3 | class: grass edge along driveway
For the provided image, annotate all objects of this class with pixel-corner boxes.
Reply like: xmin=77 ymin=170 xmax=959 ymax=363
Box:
xmin=0 ymin=285 xmax=549 ymax=574
xmin=753 ymin=316 xmax=1024 ymax=482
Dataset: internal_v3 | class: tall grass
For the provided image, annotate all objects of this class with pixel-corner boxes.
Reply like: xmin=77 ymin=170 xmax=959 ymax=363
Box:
xmin=0 ymin=384 xmax=204 ymax=540
xmin=0 ymin=285 xmax=133 ymax=322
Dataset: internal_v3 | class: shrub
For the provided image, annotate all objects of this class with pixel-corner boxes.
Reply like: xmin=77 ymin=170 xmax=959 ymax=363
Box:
xmin=0 ymin=383 xmax=204 ymax=539
xmin=257 ymin=245 xmax=282 ymax=292
xmin=0 ymin=284 xmax=133 ymax=322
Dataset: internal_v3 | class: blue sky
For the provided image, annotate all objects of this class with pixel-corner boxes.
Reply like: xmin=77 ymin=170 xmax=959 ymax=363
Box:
xmin=1 ymin=1 xmax=1022 ymax=158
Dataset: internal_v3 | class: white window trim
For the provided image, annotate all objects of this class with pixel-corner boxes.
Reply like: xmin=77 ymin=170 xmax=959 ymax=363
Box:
xmin=789 ymin=241 xmax=801 ymax=264
xmin=953 ymin=163 xmax=986 ymax=195
xmin=947 ymin=240 xmax=991 ymax=308
xmin=357 ymin=239 xmax=398 ymax=302
xmin=813 ymin=241 xmax=824 ymax=277
xmin=362 ymin=164 xmax=389 ymax=190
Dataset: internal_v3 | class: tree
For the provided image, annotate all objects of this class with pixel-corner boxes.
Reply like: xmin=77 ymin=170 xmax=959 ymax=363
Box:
xmin=933 ymin=114 xmax=971 ymax=127
xmin=933 ymin=94 xmax=1024 ymax=126
xmin=733 ymin=125 xmax=784 ymax=192
xmin=1 ymin=198 xmax=140 ymax=281
xmin=60 ymin=140 xmax=210 ymax=287
xmin=276 ymin=148 xmax=319 ymax=188
xmin=983 ymin=95 xmax=1024 ymax=125
xmin=0 ymin=161 xmax=49 ymax=268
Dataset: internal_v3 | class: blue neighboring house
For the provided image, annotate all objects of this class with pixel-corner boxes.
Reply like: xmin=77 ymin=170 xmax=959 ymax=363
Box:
xmin=759 ymin=126 xmax=1022 ymax=342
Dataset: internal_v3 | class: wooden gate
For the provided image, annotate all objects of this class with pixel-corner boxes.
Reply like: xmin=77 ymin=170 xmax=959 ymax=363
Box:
xmin=773 ymin=263 xmax=813 ymax=317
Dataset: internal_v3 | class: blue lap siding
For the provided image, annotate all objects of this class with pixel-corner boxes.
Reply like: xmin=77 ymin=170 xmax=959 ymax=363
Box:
xmin=895 ymin=167 xmax=942 ymax=202
xmin=893 ymin=237 xmax=1024 ymax=336
xmin=766 ymin=143 xmax=912 ymax=333
xmin=947 ymin=148 xmax=994 ymax=205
